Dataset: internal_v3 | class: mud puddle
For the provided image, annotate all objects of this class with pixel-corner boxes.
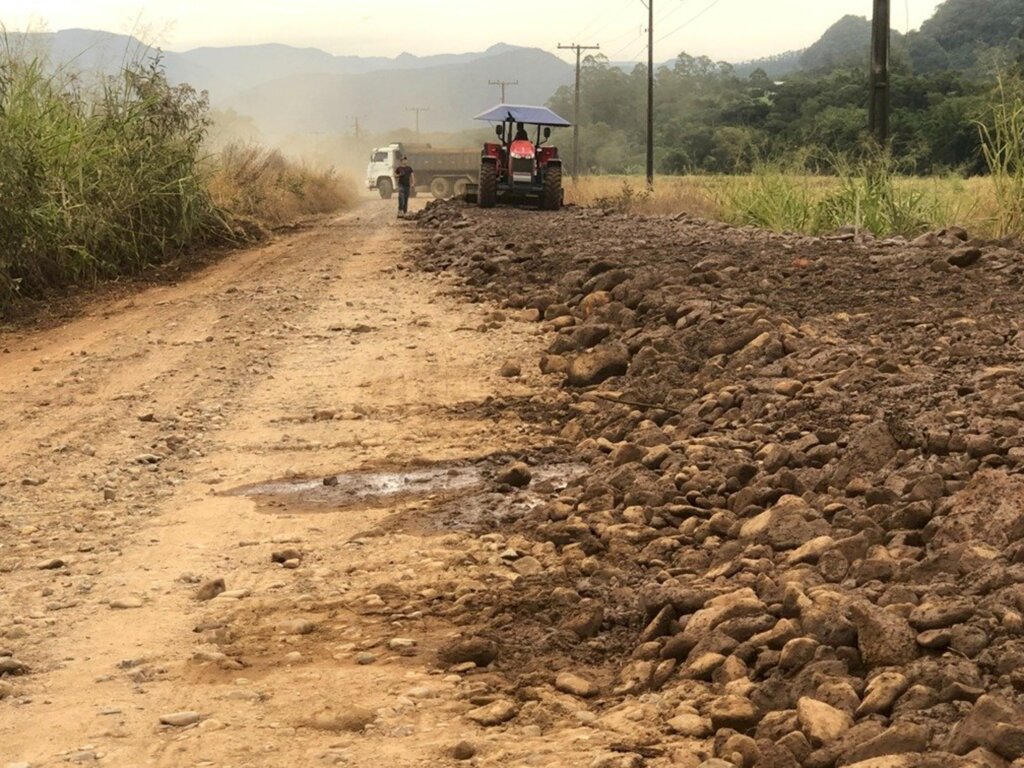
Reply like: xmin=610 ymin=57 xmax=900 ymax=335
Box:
xmin=228 ymin=460 xmax=586 ymax=530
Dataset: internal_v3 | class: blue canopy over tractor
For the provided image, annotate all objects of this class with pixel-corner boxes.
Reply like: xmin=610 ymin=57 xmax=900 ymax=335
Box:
xmin=474 ymin=104 xmax=572 ymax=127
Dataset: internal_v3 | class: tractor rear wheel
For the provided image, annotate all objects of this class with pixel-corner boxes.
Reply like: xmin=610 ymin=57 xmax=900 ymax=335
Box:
xmin=479 ymin=162 xmax=497 ymax=209
xmin=430 ymin=177 xmax=452 ymax=199
xmin=542 ymin=165 xmax=562 ymax=210
xmin=378 ymin=178 xmax=393 ymax=200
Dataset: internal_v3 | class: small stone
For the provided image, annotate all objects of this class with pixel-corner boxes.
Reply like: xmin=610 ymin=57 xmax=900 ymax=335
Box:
xmin=499 ymin=361 xmax=521 ymax=378
xmin=36 ymin=558 xmax=66 ymax=570
xmin=850 ymin=602 xmax=918 ymax=669
xmin=709 ymin=695 xmax=759 ymax=731
xmin=511 ymin=556 xmax=543 ymax=576
xmin=466 ymin=699 xmax=517 ymax=726
xmin=555 ymin=672 xmax=599 ymax=698
xmin=667 ymin=713 xmax=711 ymax=737
xmin=160 ymin=711 xmax=202 ymax=727
xmin=388 ymin=637 xmax=417 ymax=650
xmin=453 ymin=741 xmax=477 ymax=760
xmin=306 ymin=706 xmax=376 ymax=732
xmin=271 ymin=549 xmax=302 ymax=564
xmin=355 ymin=653 xmax=377 ymax=665
xmin=278 ymin=619 xmax=315 ymax=635
xmin=109 ymin=597 xmax=143 ymax=610
xmin=797 ymin=696 xmax=853 ymax=746
xmin=497 ymin=461 xmax=532 ymax=488
xmin=0 ymin=658 xmax=28 ymax=676
xmin=774 ymin=379 xmax=803 ymax=397
xmin=439 ymin=637 xmax=498 ymax=667
xmin=566 ymin=344 xmax=630 ymax=386
xmin=948 ymin=247 xmax=982 ymax=267
xmin=857 ymin=672 xmax=909 ymax=717
xmin=195 ymin=579 xmax=226 ymax=601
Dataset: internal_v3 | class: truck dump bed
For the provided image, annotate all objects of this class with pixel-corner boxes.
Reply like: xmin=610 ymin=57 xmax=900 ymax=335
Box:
xmin=405 ymin=148 xmax=479 ymax=175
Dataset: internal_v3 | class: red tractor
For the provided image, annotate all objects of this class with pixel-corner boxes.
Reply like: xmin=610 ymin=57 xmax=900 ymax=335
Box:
xmin=473 ymin=104 xmax=570 ymax=210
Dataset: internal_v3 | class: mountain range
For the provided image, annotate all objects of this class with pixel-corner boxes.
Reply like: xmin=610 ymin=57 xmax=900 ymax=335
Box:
xmin=6 ymin=29 xmax=573 ymax=135
xmin=7 ymin=0 xmax=1020 ymax=138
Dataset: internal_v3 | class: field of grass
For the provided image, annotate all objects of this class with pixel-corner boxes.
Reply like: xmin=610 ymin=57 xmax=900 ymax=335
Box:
xmin=566 ymin=173 xmax=1002 ymax=238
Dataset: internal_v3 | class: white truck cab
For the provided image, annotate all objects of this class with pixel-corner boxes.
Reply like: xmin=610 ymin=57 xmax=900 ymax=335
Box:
xmin=366 ymin=144 xmax=402 ymax=199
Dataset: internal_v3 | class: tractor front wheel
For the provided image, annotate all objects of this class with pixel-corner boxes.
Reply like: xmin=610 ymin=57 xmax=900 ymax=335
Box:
xmin=542 ymin=165 xmax=562 ymax=211
xmin=479 ymin=162 xmax=497 ymax=209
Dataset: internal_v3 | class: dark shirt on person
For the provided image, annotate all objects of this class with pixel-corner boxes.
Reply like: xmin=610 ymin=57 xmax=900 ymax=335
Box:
xmin=395 ymin=165 xmax=414 ymax=189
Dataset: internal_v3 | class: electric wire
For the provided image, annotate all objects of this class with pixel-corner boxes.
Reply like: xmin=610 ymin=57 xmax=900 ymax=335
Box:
xmin=655 ymin=0 xmax=726 ymax=43
xmin=607 ymin=29 xmax=647 ymax=60
xmin=571 ymin=1 xmax=626 ymax=42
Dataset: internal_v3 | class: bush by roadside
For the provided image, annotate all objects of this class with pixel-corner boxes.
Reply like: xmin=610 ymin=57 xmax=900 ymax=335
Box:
xmin=0 ymin=49 xmax=355 ymax=315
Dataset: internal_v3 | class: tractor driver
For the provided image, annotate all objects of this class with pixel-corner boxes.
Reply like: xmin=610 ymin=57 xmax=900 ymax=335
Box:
xmin=514 ymin=122 xmax=529 ymax=142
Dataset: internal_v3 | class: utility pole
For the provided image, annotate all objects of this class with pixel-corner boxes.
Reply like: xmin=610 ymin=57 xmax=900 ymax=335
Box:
xmin=869 ymin=0 xmax=890 ymax=145
xmin=488 ymin=79 xmax=519 ymax=103
xmin=558 ymin=42 xmax=600 ymax=181
xmin=646 ymin=0 xmax=655 ymax=188
xmin=348 ymin=115 xmax=366 ymax=140
xmin=406 ymin=107 xmax=429 ymax=135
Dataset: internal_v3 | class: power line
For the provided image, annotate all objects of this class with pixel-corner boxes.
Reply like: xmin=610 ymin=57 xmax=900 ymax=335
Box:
xmin=587 ymin=1 xmax=651 ymax=44
xmin=655 ymin=0 xmax=725 ymax=43
xmin=655 ymin=0 xmax=692 ymax=27
xmin=607 ymin=29 xmax=646 ymax=60
xmin=569 ymin=2 xmax=622 ymax=40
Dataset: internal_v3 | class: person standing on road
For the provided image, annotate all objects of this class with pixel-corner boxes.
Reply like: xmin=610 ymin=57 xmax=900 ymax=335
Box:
xmin=395 ymin=156 xmax=414 ymax=216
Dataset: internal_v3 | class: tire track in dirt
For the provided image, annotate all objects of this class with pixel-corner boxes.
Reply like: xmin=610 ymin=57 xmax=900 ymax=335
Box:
xmin=0 ymin=199 xmax=590 ymax=767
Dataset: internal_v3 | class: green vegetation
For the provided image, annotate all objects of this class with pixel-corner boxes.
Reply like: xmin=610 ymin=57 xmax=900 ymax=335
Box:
xmin=0 ymin=53 xmax=220 ymax=308
xmin=549 ymin=0 xmax=1021 ymax=178
xmin=978 ymin=77 xmax=1024 ymax=236
xmin=0 ymin=45 xmax=355 ymax=314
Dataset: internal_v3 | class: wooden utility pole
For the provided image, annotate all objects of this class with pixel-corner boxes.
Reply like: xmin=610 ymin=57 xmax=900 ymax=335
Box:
xmin=488 ymin=79 xmax=519 ymax=103
xmin=348 ymin=115 xmax=366 ymax=140
xmin=406 ymin=107 xmax=429 ymax=134
xmin=558 ymin=42 xmax=600 ymax=180
xmin=646 ymin=0 xmax=655 ymax=188
xmin=869 ymin=0 xmax=890 ymax=145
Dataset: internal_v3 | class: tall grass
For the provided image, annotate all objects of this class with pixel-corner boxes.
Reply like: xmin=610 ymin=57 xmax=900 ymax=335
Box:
xmin=0 ymin=51 xmax=222 ymax=308
xmin=0 ymin=46 xmax=357 ymax=314
xmin=208 ymin=143 xmax=357 ymax=228
xmin=978 ymin=75 xmax=1024 ymax=237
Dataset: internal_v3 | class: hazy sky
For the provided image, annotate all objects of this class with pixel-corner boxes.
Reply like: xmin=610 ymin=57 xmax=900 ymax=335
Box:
xmin=5 ymin=0 xmax=946 ymax=63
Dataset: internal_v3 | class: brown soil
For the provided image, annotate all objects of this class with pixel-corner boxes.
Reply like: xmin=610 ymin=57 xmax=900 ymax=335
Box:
xmin=4 ymin=195 xmax=1024 ymax=768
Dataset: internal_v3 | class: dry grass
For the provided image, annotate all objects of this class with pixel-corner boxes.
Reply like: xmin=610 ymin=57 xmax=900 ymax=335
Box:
xmin=566 ymin=174 xmax=1004 ymax=237
xmin=208 ymin=143 xmax=359 ymax=228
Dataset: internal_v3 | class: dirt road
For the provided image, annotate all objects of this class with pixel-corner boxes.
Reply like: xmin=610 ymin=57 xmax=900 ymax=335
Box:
xmin=0 ymin=199 xmax=585 ymax=767
xmin=8 ymin=194 xmax=1024 ymax=768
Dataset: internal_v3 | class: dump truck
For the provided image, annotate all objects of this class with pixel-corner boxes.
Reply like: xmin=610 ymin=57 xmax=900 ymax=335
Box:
xmin=366 ymin=143 xmax=479 ymax=200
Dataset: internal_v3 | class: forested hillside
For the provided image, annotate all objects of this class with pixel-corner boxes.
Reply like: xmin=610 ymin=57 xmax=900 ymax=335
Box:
xmin=549 ymin=0 xmax=1024 ymax=175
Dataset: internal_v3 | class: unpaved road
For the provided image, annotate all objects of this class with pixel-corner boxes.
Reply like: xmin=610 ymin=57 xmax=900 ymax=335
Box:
xmin=8 ymin=194 xmax=1024 ymax=768
xmin=0 ymin=200 xmax=584 ymax=767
